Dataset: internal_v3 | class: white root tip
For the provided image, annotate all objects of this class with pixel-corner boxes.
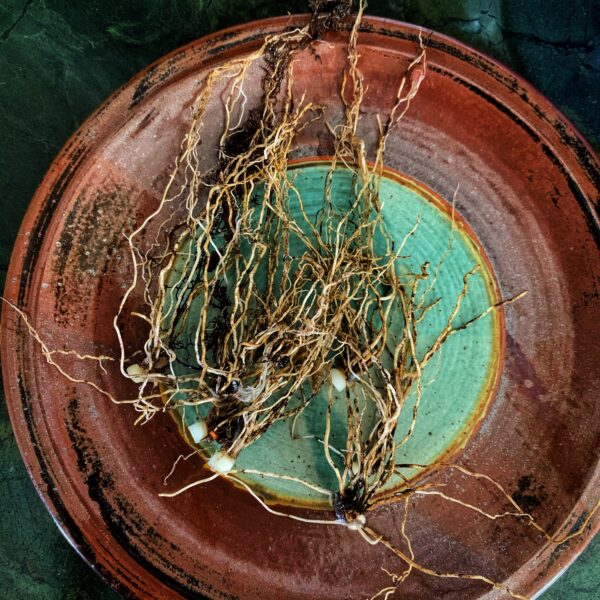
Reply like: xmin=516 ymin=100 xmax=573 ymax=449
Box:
xmin=237 ymin=386 xmax=256 ymax=403
xmin=208 ymin=450 xmax=236 ymax=474
xmin=330 ymin=368 xmax=347 ymax=392
xmin=345 ymin=514 xmax=366 ymax=531
xmin=187 ymin=420 xmax=208 ymax=444
xmin=126 ymin=363 xmax=147 ymax=384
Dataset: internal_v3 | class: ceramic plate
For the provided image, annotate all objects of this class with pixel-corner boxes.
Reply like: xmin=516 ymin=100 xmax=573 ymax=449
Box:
xmin=2 ymin=15 xmax=599 ymax=600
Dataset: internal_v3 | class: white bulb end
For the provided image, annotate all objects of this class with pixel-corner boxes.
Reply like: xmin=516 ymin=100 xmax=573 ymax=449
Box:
xmin=208 ymin=451 xmax=235 ymax=474
xmin=330 ymin=368 xmax=347 ymax=392
xmin=346 ymin=514 xmax=366 ymax=531
xmin=126 ymin=363 xmax=146 ymax=384
xmin=187 ymin=420 xmax=208 ymax=444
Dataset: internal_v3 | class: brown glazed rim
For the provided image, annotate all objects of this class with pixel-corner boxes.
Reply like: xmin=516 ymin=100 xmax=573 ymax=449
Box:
xmin=2 ymin=14 xmax=599 ymax=600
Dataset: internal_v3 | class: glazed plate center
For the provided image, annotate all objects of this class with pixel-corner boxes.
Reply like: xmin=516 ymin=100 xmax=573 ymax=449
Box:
xmin=167 ymin=162 xmax=503 ymax=508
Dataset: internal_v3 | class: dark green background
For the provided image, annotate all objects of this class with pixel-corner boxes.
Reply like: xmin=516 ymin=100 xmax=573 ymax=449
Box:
xmin=0 ymin=1 xmax=598 ymax=598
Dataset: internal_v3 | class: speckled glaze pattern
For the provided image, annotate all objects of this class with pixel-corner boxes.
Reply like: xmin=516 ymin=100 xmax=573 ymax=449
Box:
xmin=1 ymin=15 xmax=599 ymax=600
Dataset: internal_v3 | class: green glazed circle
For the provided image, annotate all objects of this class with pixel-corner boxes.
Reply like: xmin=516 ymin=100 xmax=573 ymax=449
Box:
xmin=168 ymin=161 xmax=503 ymax=508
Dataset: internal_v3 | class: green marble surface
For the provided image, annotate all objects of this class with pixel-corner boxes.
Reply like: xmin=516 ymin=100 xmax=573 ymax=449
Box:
xmin=0 ymin=1 xmax=598 ymax=598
